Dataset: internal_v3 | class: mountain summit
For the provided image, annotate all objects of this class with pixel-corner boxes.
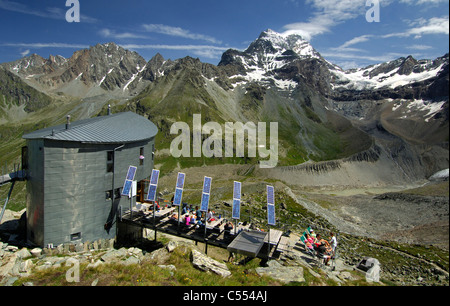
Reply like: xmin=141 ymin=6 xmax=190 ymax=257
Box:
xmin=0 ymin=30 xmax=448 ymax=174
xmin=218 ymin=29 xmax=328 ymax=91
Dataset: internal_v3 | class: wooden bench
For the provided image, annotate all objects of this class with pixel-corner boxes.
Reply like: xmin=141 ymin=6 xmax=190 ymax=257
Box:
xmin=276 ymin=236 xmax=290 ymax=253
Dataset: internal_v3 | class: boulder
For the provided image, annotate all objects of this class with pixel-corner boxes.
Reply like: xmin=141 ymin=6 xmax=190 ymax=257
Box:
xmin=256 ymin=260 xmax=305 ymax=284
xmin=30 ymin=248 xmax=42 ymax=258
xmin=100 ymin=247 xmax=127 ymax=263
xmin=191 ymin=249 xmax=231 ymax=278
xmin=147 ymin=247 xmax=170 ymax=265
xmin=16 ymin=248 xmax=31 ymax=259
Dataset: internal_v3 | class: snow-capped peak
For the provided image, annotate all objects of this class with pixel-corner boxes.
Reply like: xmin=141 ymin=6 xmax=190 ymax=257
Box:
xmin=250 ymin=29 xmax=321 ymax=60
xmin=332 ymin=54 xmax=448 ymax=91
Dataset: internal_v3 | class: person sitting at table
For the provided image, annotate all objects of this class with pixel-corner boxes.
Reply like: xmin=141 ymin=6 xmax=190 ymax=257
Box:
xmin=196 ymin=218 xmax=204 ymax=228
xmin=182 ymin=203 xmax=188 ymax=215
xmin=195 ymin=206 xmax=201 ymax=218
xmin=184 ymin=214 xmax=191 ymax=226
xmin=189 ymin=212 xmax=197 ymax=224
xmin=304 ymin=233 xmax=315 ymax=251
xmin=224 ymin=221 xmax=234 ymax=238
xmin=207 ymin=209 xmax=215 ymax=222
xmin=170 ymin=212 xmax=178 ymax=220
xmin=314 ymin=234 xmax=333 ymax=263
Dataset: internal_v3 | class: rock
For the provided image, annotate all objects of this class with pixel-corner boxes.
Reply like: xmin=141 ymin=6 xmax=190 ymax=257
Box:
xmin=147 ymin=247 xmax=170 ymax=265
xmin=191 ymin=249 xmax=231 ymax=278
xmin=18 ymin=259 xmax=33 ymax=276
xmin=167 ymin=241 xmax=177 ymax=252
xmin=123 ymin=256 xmax=140 ymax=266
xmin=16 ymin=248 xmax=31 ymax=259
xmin=338 ymin=271 xmax=356 ymax=281
xmin=158 ymin=264 xmax=176 ymax=271
xmin=30 ymin=248 xmax=42 ymax=258
xmin=101 ymin=247 xmax=127 ymax=263
xmin=128 ymin=247 xmax=144 ymax=259
xmin=6 ymin=245 xmax=18 ymax=252
xmin=256 ymin=260 xmax=305 ymax=284
xmin=1 ymin=276 xmax=18 ymax=286
xmin=86 ymin=259 xmax=103 ymax=269
xmin=0 ymin=253 xmax=18 ymax=277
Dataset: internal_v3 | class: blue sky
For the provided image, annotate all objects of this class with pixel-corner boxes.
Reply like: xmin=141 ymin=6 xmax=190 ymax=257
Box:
xmin=0 ymin=0 xmax=448 ymax=69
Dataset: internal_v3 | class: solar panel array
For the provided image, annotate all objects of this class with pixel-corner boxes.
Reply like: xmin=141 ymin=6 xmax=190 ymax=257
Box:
xmin=232 ymin=181 xmax=242 ymax=220
xmin=146 ymin=169 xmax=160 ymax=202
xmin=121 ymin=166 xmax=137 ymax=197
xmin=200 ymin=177 xmax=212 ymax=212
xmin=173 ymin=172 xmax=186 ymax=206
xmin=267 ymin=185 xmax=276 ymax=226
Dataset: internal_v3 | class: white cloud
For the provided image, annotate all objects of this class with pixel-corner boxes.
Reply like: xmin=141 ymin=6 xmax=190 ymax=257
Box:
xmin=1 ymin=42 xmax=89 ymax=49
xmin=400 ymin=0 xmax=447 ymax=5
xmin=142 ymin=24 xmax=222 ymax=44
xmin=120 ymin=44 xmax=230 ymax=59
xmin=0 ymin=0 xmax=97 ymax=23
xmin=406 ymin=44 xmax=433 ymax=50
xmin=282 ymin=0 xmax=368 ymax=40
xmin=20 ymin=49 xmax=30 ymax=57
xmin=383 ymin=16 xmax=449 ymax=38
xmin=99 ymin=29 xmax=147 ymax=40
xmin=338 ymin=35 xmax=375 ymax=49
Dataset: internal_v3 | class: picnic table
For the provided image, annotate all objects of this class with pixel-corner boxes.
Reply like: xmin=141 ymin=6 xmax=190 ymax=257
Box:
xmin=264 ymin=229 xmax=283 ymax=246
xmin=206 ymin=217 xmax=224 ymax=229
xmin=145 ymin=206 xmax=176 ymax=219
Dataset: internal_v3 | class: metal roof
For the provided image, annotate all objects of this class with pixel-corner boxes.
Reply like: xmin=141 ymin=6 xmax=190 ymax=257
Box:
xmin=227 ymin=230 xmax=268 ymax=258
xmin=23 ymin=112 xmax=158 ymax=144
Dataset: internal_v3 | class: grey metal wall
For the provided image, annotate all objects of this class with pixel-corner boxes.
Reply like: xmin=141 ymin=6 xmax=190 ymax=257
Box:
xmin=26 ymin=138 xmax=155 ymax=247
xmin=26 ymin=139 xmax=45 ymax=247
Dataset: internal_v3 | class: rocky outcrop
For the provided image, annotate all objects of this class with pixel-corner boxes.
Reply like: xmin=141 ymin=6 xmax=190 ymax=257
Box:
xmin=191 ymin=249 xmax=231 ymax=278
xmin=255 ymin=260 xmax=304 ymax=283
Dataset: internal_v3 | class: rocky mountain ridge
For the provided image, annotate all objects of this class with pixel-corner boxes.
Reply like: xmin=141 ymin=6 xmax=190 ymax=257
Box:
xmin=0 ymin=29 xmax=448 ymax=178
xmin=2 ymin=30 xmax=448 ymax=101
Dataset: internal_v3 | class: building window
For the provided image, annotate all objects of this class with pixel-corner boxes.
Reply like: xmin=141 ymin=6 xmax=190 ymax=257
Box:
xmin=152 ymin=144 xmax=155 ymax=162
xmin=107 ymin=151 xmax=114 ymax=173
xmin=140 ymin=147 xmax=144 ymax=166
xmin=71 ymin=232 xmax=81 ymax=241
xmin=106 ymin=188 xmax=121 ymax=201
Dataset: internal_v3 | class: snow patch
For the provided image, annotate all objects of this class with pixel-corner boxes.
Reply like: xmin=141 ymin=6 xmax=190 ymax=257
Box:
xmin=429 ymin=169 xmax=449 ymax=181
xmin=333 ymin=63 xmax=445 ymax=90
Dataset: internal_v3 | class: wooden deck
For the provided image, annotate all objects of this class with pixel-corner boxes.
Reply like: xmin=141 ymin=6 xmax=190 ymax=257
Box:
xmin=118 ymin=207 xmax=288 ymax=259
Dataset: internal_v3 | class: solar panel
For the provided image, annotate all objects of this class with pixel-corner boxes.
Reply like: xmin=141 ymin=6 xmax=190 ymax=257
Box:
xmin=267 ymin=204 xmax=276 ymax=226
xmin=172 ymin=172 xmax=186 ymax=206
xmin=232 ymin=181 xmax=242 ymax=220
xmin=150 ymin=170 xmax=160 ymax=185
xmin=232 ymin=199 xmax=241 ymax=220
xmin=203 ymin=177 xmax=212 ymax=194
xmin=126 ymin=166 xmax=137 ymax=181
xmin=121 ymin=166 xmax=137 ymax=196
xmin=176 ymin=173 xmax=186 ymax=189
xmin=173 ymin=188 xmax=184 ymax=206
xmin=122 ymin=180 xmax=133 ymax=196
xmin=200 ymin=193 xmax=210 ymax=212
xmin=147 ymin=185 xmax=157 ymax=202
xmin=267 ymin=185 xmax=275 ymax=205
xmin=233 ymin=181 xmax=241 ymax=200
xmin=146 ymin=169 xmax=160 ymax=201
